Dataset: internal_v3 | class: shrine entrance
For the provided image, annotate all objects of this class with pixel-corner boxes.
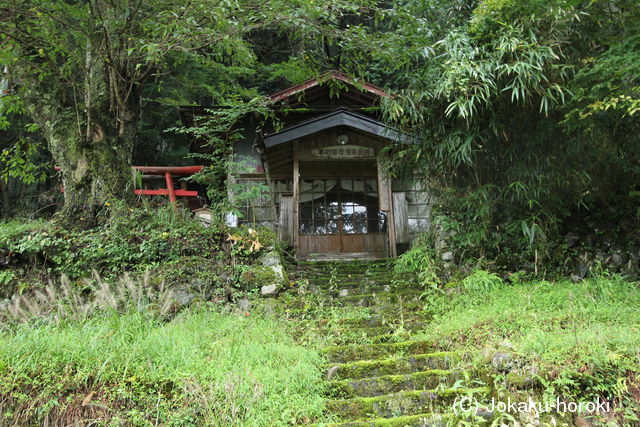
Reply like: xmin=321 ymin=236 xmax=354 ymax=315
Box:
xmin=296 ymin=165 xmax=389 ymax=259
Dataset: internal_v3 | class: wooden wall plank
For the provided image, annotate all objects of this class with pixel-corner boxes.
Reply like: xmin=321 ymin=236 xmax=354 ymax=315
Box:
xmin=392 ymin=192 xmax=409 ymax=245
xmin=298 ymin=234 xmax=386 ymax=258
xmin=278 ymin=195 xmax=294 ymax=247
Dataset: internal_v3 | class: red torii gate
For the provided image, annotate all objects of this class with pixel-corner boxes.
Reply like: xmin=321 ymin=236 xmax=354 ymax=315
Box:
xmin=55 ymin=165 xmax=204 ymax=203
xmin=133 ymin=166 xmax=203 ymax=203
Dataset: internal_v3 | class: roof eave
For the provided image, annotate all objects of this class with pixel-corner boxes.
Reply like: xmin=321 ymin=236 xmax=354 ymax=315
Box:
xmin=262 ymin=109 xmax=414 ymax=148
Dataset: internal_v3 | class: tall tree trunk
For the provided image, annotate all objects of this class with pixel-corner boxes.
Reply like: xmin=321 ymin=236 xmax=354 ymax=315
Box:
xmin=19 ymin=51 xmax=140 ymax=225
xmin=32 ymin=99 xmax=138 ymax=225
xmin=0 ymin=178 xmax=9 ymax=217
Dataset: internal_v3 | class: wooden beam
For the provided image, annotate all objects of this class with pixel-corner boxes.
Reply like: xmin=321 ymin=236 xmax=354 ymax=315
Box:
xmin=134 ymin=189 xmax=198 ymax=197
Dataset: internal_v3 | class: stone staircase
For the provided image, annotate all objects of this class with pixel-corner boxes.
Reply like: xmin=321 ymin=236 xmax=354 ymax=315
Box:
xmin=287 ymin=260 xmax=490 ymax=426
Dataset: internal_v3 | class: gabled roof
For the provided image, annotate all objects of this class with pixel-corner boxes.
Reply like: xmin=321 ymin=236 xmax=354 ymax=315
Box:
xmin=263 ymin=109 xmax=411 ymax=148
xmin=268 ymin=70 xmax=393 ymax=103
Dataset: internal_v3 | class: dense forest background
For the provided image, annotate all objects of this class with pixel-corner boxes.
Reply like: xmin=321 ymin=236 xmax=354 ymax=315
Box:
xmin=1 ymin=0 xmax=638 ymax=274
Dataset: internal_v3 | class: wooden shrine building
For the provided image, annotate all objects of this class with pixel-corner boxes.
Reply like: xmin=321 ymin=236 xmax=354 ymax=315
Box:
xmin=181 ymin=71 xmax=432 ymax=260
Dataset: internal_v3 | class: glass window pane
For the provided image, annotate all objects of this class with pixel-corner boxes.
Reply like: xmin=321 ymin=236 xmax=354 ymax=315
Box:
xmin=416 ymin=205 xmax=430 ymax=218
xmin=327 ymin=204 xmax=339 ymax=219
xmin=365 ymin=179 xmax=377 ymax=193
xmin=353 ymin=205 xmax=366 ymax=215
xmin=314 ymin=220 xmax=327 ymax=234
xmin=365 ymin=205 xmax=378 ymax=218
xmin=313 ymin=206 xmax=325 ymax=219
xmin=342 ymin=218 xmax=354 ymax=233
xmin=344 ymin=219 xmax=367 ymax=234
xmin=301 ymin=205 xmax=313 ymax=219
xmin=301 ymin=220 xmax=313 ymax=233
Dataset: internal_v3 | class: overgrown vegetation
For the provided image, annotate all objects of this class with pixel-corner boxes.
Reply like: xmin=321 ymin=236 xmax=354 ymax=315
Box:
xmin=0 ymin=301 xmax=325 ymax=425
xmin=0 ymin=204 xmax=284 ymax=298
xmin=0 ymin=208 xmax=318 ymax=425
xmin=1 ymin=0 xmax=637 ymax=275
xmin=391 ymin=240 xmax=640 ymax=422
xmin=376 ymin=0 xmax=640 ymax=271
xmin=420 ymin=270 xmax=639 ymax=420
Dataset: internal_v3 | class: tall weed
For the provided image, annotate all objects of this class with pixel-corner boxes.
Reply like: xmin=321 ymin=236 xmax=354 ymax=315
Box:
xmin=0 ymin=272 xmax=176 ymax=328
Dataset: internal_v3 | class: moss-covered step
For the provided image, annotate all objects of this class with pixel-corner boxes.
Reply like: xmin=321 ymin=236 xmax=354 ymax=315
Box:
xmin=300 ymin=268 xmax=409 ymax=276
xmin=283 ymin=299 xmax=424 ymax=317
xmin=304 ymin=278 xmax=417 ymax=289
xmin=327 ymin=369 xmax=464 ymax=398
xmin=324 ymin=352 xmax=465 ymax=381
xmin=306 ymin=283 xmax=420 ymax=296
xmin=301 ymin=272 xmax=415 ymax=281
xmin=313 ymin=317 xmax=426 ymax=329
xmin=300 ymin=260 xmax=389 ymax=265
xmin=302 ymin=278 xmax=404 ymax=287
xmin=325 ymin=332 xmax=418 ymax=346
xmin=301 ymin=267 xmax=391 ymax=274
xmin=298 ymin=273 xmax=397 ymax=280
xmin=319 ymin=412 xmax=455 ymax=427
xmin=300 ymin=268 xmax=413 ymax=275
xmin=323 ymin=410 xmax=574 ymax=427
xmin=293 ymin=325 xmax=425 ymax=345
xmin=309 ymin=291 xmax=423 ymax=308
xmin=297 ymin=259 xmax=389 ymax=265
xmin=286 ymin=292 xmax=423 ymax=308
xmin=326 ymin=387 xmax=490 ymax=420
xmin=323 ymin=341 xmax=436 ymax=364
xmin=296 ymin=265 xmax=390 ymax=273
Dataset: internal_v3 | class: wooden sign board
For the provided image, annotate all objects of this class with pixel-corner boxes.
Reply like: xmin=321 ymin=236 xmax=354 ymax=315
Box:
xmin=311 ymin=145 xmax=375 ymax=159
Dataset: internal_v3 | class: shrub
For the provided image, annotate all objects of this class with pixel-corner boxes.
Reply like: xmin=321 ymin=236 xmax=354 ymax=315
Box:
xmin=459 ymin=269 xmax=504 ymax=292
xmin=0 ymin=206 xmax=224 ymax=280
xmin=394 ymin=235 xmax=440 ymax=288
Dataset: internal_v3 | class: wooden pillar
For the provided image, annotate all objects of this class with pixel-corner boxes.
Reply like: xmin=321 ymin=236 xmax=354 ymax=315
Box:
xmin=377 ymin=158 xmax=397 ymax=258
xmin=292 ymin=141 xmax=300 ymax=256
xmin=165 ymin=172 xmax=177 ymax=204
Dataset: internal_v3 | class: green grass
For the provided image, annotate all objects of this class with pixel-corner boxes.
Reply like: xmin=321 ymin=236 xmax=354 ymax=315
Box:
xmin=415 ymin=272 xmax=640 ymax=401
xmin=0 ymin=306 xmax=325 ymax=426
